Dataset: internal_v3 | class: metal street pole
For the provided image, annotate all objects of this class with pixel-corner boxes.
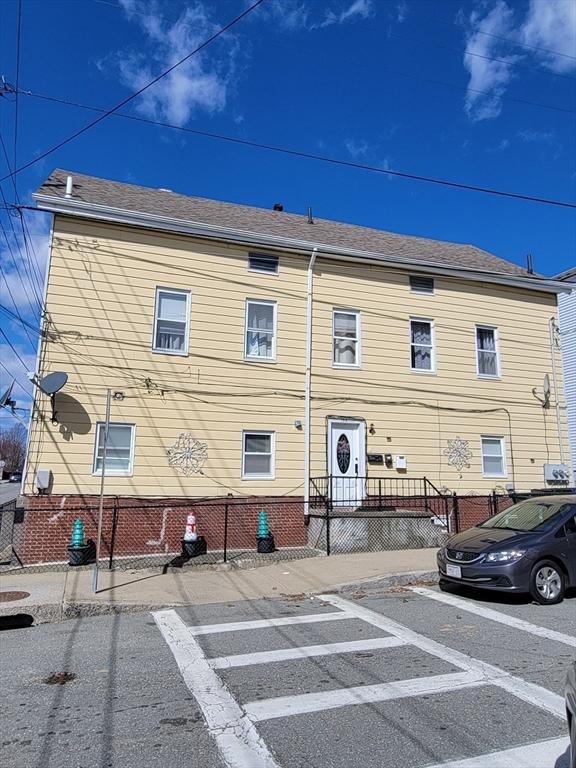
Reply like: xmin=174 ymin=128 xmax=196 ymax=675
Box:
xmin=92 ymin=389 xmax=111 ymax=593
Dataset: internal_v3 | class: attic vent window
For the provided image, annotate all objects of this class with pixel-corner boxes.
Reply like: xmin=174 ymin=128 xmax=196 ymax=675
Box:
xmin=410 ymin=275 xmax=434 ymax=294
xmin=249 ymin=254 xmax=279 ymax=275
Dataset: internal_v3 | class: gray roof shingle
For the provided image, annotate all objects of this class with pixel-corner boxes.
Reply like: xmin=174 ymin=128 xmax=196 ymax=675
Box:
xmin=36 ymin=169 xmax=531 ymax=277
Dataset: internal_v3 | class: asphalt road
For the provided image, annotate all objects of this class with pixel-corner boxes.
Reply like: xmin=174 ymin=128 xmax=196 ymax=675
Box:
xmin=1 ymin=583 xmax=574 ymax=768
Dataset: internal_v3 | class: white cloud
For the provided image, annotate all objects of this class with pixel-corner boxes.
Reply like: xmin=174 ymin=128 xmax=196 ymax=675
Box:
xmin=344 ymin=138 xmax=370 ymax=158
xmin=396 ymin=1 xmax=408 ymax=23
xmin=461 ymin=0 xmax=576 ymax=121
xmin=462 ymin=1 xmax=519 ymax=121
xmin=521 ymin=0 xmax=576 ymax=74
xmin=0 ymin=212 xmax=50 ymax=323
xmin=113 ymin=0 xmax=239 ymax=126
xmin=318 ymin=0 xmax=374 ymax=28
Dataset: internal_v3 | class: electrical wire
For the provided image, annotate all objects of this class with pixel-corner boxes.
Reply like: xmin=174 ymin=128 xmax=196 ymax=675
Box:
xmin=0 ymin=356 xmax=31 ymax=395
xmin=0 ymin=0 xmax=267 ymax=183
xmin=0 ymin=301 xmax=42 ymax=335
xmin=13 ymin=0 xmax=22 ymax=172
xmin=14 ymin=89 xmax=576 ymax=210
xmin=0 ymin=264 xmax=37 ymax=350
xmin=0 ymin=325 xmax=30 ymax=371
xmin=0 ymin=131 xmax=47 ymax=300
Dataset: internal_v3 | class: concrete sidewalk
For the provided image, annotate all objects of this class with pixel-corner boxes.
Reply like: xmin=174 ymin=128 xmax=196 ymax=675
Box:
xmin=0 ymin=549 xmax=438 ymax=624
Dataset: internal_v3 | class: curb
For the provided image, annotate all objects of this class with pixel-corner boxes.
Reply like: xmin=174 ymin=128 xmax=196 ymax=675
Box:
xmin=0 ymin=569 xmax=439 ymax=626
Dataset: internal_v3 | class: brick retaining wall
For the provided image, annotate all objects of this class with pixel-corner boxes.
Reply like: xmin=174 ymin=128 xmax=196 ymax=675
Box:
xmin=22 ymin=495 xmax=307 ymax=565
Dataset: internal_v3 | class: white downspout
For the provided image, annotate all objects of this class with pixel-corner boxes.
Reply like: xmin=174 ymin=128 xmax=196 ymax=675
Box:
xmin=304 ymin=247 xmax=318 ymax=517
xmin=549 ymin=316 xmax=565 ymax=465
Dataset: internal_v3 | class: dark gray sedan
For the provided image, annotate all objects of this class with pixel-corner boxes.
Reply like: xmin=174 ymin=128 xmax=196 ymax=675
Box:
xmin=438 ymin=495 xmax=576 ymax=604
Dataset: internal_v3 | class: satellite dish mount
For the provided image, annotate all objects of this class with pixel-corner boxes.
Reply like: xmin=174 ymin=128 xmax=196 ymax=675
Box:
xmin=31 ymin=371 xmax=69 ymax=424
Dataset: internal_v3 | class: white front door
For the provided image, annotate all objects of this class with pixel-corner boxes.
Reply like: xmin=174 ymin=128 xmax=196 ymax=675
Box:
xmin=328 ymin=419 xmax=366 ymax=506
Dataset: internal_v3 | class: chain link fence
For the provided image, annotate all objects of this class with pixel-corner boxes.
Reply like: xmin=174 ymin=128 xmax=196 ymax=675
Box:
xmin=4 ymin=486 xmax=574 ymax=571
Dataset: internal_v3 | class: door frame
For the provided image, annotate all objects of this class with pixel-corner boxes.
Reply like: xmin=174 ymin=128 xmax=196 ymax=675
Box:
xmin=325 ymin=416 xmax=367 ymax=475
xmin=326 ymin=417 xmax=367 ymax=506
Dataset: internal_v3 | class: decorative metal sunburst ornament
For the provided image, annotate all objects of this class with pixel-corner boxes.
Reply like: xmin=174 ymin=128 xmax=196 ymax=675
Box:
xmin=443 ymin=437 xmax=473 ymax=472
xmin=167 ymin=433 xmax=208 ymax=476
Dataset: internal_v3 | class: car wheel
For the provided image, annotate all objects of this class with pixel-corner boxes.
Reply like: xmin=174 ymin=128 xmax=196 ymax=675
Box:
xmin=529 ymin=560 xmax=565 ymax=605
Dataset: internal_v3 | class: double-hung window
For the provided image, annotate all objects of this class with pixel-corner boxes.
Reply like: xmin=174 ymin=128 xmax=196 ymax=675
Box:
xmin=481 ymin=436 xmax=506 ymax=478
xmin=153 ymin=287 xmax=190 ymax=354
xmin=245 ymin=299 xmax=277 ymax=360
xmin=93 ymin=423 xmax=135 ymax=476
xmin=476 ymin=326 xmax=499 ymax=377
xmin=333 ymin=309 xmax=360 ymax=367
xmin=242 ymin=431 xmax=275 ymax=479
xmin=410 ymin=318 xmax=435 ymax=372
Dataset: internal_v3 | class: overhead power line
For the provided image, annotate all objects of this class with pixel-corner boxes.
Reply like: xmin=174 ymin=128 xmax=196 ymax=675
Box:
xmin=14 ymin=89 xmax=576 ymax=210
xmin=0 ymin=0 xmax=266 ymax=184
xmin=0 ymin=325 xmax=30 ymax=372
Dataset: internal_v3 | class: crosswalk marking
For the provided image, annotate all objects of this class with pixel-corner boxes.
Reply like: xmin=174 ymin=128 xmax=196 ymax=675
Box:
xmin=152 ymin=609 xmax=280 ymax=768
xmin=189 ymin=611 xmax=351 ymax=635
xmin=411 ymin=586 xmax=576 ymax=648
xmin=422 ymin=736 xmax=570 ymax=768
xmin=153 ymin=596 xmax=568 ymax=768
xmin=318 ymin=594 xmax=566 ymax=720
xmin=245 ymin=670 xmax=487 ymax=721
xmin=209 ymin=635 xmax=406 ymax=669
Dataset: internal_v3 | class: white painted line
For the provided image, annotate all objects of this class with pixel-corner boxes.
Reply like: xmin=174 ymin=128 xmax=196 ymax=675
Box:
xmin=189 ymin=611 xmax=351 ymax=636
xmin=422 ymin=736 xmax=570 ymax=768
xmin=318 ymin=595 xmax=566 ymax=720
xmin=245 ymin=671 xmax=487 ymax=721
xmin=210 ymin=636 xmax=406 ymax=669
xmin=410 ymin=586 xmax=576 ymax=648
xmin=152 ymin=609 xmax=280 ymax=768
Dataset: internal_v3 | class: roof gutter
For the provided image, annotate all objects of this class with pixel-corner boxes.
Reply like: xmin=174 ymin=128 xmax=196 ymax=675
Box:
xmin=33 ymin=193 xmax=570 ymax=295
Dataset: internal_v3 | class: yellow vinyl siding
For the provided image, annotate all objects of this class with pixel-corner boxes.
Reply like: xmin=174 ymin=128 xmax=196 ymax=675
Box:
xmin=24 ymin=215 xmax=570 ymax=498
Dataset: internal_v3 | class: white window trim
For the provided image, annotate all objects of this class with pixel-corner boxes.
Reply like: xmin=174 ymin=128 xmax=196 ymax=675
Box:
xmin=152 ymin=286 xmax=191 ymax=356
xmin=475 ymin=324 xmax=501 ymax=379
xmin=480 ymin=435 xmax=507 ymax=479
xmin=409 ymin=317 xmax=436 ymax=374
xmin=409 ymin=275 xmax=435 ymax=295
xmin=241 ymin=430 xmax=276 ymax=480
xmin=244 ymin=298 xmax=277 ymax=362
xmin=332 ymin=308 xmax=362 ymax=369
xmin=92 ymin=422 xmax=136 ymax=477
xmin=248 ymin=253 xmax=279 ymax=276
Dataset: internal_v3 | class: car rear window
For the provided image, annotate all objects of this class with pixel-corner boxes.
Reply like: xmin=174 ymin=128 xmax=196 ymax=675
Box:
xmin=480 ymin=501 xmax=573 ymax=532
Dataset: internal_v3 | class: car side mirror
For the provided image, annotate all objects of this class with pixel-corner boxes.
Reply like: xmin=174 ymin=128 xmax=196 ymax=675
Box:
xmin=565 ymin=518 xmax=576 ymax=536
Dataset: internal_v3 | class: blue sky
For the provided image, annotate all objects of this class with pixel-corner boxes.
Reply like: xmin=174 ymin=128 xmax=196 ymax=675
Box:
xmin=1 ymin=0 xmax=575 ymax=422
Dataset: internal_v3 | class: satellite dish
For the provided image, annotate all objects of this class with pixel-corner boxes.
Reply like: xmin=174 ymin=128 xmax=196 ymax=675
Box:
xmin=0 ymin=380 xmax=15 ymax=408
xmin=38 ymin=371 xmax=68 ymax=396
xmin=543 ymin=374 xmax=551 ymax=400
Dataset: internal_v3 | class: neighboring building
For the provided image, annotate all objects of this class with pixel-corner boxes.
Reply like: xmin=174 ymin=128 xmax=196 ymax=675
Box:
xmin=556 ymin=267 xmax=576 ymax=479
xmin=19 ymin=170 xmax=571 ymax=562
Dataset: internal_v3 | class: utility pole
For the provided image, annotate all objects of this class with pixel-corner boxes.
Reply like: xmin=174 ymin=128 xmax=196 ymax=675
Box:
xmin=92 ymin=389 xmax=111 ymax=593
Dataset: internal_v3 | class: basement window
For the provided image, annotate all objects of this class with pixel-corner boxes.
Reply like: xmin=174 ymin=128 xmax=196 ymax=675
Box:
xmin=481 ymin=436 xmax=506 ymax=478
xmin=248 ymin=253 xmax=279 ymax=274
xmin=410 ymin=275 xmax=435 ymax=294
xmin=93 ymin=423 xmax=135 ymax=476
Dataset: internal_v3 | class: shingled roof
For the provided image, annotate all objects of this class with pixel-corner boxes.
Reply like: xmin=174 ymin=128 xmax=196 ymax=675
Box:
xmin=35 ymin=169 xmax=531 ymax=277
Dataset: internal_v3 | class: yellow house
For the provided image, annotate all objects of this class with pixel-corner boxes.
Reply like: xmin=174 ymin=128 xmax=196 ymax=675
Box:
xmin=24 ymin=169 xmax=571 ymax=521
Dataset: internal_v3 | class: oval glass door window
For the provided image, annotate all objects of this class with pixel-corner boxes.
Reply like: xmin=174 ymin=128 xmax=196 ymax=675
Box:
xmin=336 ymin=434 xmax=351 ymax=473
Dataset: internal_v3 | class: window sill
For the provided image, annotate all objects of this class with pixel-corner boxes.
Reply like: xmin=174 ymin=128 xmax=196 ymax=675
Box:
xmin=92 ymin=471 xmax=134 ymax=477
xmin=478 ymin=374 xmax=501 ymax=380
xmin=332 ymin=364 xmax=361 ymax=370
xmin=248 ymin=268 xmax=279 ymax=276
xmin=152 ymin=348 xmax=189 ymax=357
xmin=244 ymin=356 xmax=277 ymax=364
xmin=241 ymin=475 xmax=276 ymax=481
xmin=410 ymin=368 xmax=436 ymax=375
xmin=482 ymin=474 xmax=507 ymax=479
